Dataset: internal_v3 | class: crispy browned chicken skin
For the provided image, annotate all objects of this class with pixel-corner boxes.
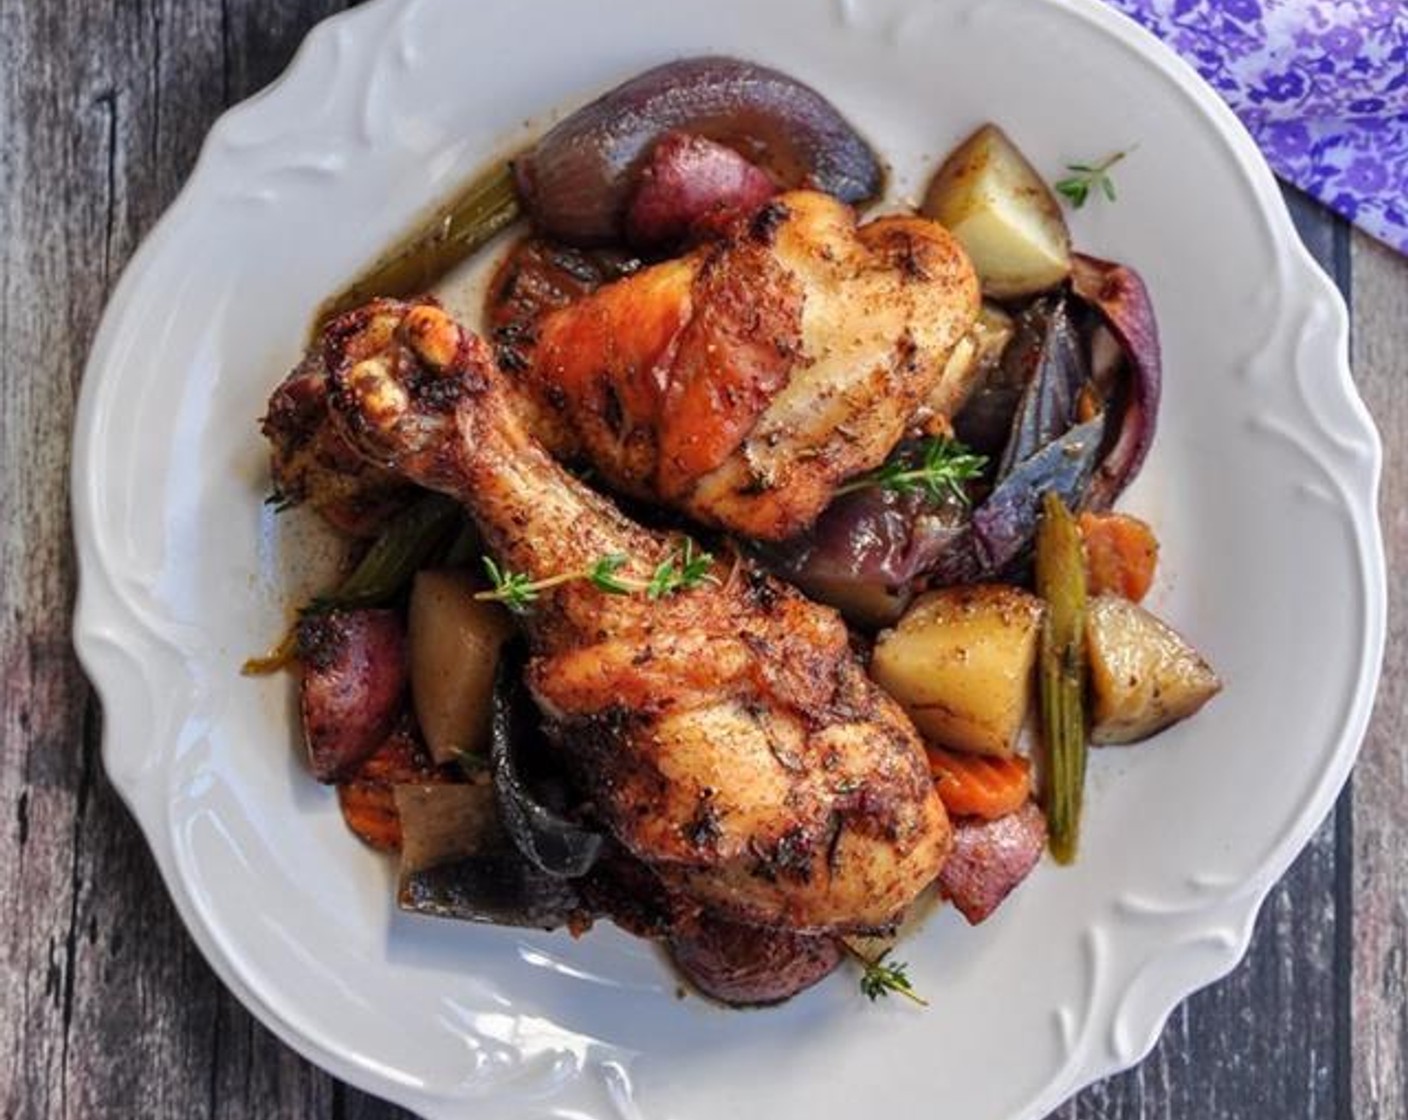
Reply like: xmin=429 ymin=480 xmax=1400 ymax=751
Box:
xmin=516 ymin=190 xmax=980 ymax=540
xmin=319 ymin=298 xmax=951 ymax=932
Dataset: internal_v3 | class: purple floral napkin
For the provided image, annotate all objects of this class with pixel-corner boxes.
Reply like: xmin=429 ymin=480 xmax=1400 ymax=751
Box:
xmin=1104 ymin=0 xmax=1408 ymax=254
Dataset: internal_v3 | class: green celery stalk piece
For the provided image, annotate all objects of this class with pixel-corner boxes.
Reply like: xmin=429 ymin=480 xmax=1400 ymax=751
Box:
xmin=1036 ymin=491 xmax=1089 ymax=864
xmin=316 ymin=161 xmax=522 ymax=333
xmin=314 ymin=492 xmax=463 ymax=611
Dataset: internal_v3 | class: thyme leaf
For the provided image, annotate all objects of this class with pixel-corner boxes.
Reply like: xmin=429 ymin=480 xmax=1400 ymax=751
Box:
xmin=476 ymin=540 xmax=717 ymax=614
xmin=588 ymin=553 xmax=633 ymax=595
xmin=1054 ymin=150 xmax=1129 ymax=209
xmin=646 ymin=539 xmax=717 ymax=600
xmin=480 ymin=556 xmax=541 ymax=614
xmin=836 ymin=437 xmax=988 ymax=506
xmin=848 ymin=945 xmax=928 ymax=1007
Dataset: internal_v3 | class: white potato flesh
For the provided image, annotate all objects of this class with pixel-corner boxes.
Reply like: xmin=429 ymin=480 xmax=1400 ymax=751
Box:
xmin=408 ymin=568 xmax=516 ymax=764
xmin=393 ymin=782 xmax=498 ymax=874
xmin=923 ymin=124 xmax=1072 ymax=300
xmin=1086 ymin=594 xmax=1221 ymax=744
xmin=871 ymin=584 xmax=1044 ymax=757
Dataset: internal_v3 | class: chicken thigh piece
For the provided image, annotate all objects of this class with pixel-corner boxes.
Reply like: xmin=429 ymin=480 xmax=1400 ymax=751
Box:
xmin=518 ymin=190 xmax=980 ymax=540
xmin=321 ymin=297 xmax=951 ymax=932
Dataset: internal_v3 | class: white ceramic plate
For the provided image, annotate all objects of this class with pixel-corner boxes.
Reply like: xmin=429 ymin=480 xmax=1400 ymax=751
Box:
xmin=72 ymin=0 xmax=1385 ymax=1117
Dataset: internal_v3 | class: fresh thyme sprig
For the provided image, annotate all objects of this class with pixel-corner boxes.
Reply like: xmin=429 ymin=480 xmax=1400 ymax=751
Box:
xmin=1054 ymin=150 xmax=1129 ymax=209
xmin=836 ymin=437 xmax=988 ymax=506
xmin=646 ymin=538 xmax=714 ymax=600
xmin=480 ymin=556 xmax=544 ymax=614
xmin=845 ymin=944 xmax=928 ymax=1007
xmin=476 ymin=541 xmax=717 ymax=614
xmin=586 ymin=553 xmax=633 ymax=595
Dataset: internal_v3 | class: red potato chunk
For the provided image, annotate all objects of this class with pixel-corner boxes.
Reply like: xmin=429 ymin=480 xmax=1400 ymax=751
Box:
xmin=297 ymin=609 xmax=408 ymax=782
xmin=626 ymin=131 xmax=778 ymax=247
xmin=668 ymin=909 xmax=843 ymax=1006
xmin=937 ymin=801 xmax=1047 ymax=924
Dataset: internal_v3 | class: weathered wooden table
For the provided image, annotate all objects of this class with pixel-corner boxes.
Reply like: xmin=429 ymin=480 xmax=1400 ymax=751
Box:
xmin=3 ymin=3 xmax=1403 ymax=1117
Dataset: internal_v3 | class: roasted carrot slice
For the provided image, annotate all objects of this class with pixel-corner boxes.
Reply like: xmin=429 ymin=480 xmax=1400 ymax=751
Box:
xmin=1079 ymin=511 xmax=1158 ymax=602
xmin=926 ymin=748 xmax=1033 ymax=820
xmin=337 ymin=727 xmax=460 ymax=851
xmin=337 ymin=782 xmax=402 ymax=852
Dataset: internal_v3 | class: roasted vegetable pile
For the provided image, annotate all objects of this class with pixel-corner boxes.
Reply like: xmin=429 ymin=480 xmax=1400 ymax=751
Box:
xmin=252 ymin=56 xmax=1220 ymax=1009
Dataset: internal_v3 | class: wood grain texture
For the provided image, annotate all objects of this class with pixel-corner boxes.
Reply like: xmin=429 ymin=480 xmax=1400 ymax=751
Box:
xmin=1 ymin=0 xmax=149 ymax=1114
xmin=1349 ymin=233 xmax=1408 ymax=1120
xmin=0 ymin=2 xmax=1398 ymax=1119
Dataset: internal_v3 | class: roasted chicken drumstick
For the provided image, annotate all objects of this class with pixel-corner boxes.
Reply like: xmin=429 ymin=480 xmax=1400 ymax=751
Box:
xmin=505 ymin=190 xmax=980 ymax=540
xmin=321 ymin=297 xmax=951 ymax=932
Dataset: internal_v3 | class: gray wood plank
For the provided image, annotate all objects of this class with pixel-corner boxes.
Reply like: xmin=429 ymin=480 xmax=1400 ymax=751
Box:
xmin=1050 ymin=189 xmax=1353 ymax=1120
xmin=1348 ymin=232 xmax=1408 ymax=1120
xmin=2 ymin=1 xmax=1393 ymax=1116
xmin=224 ymin=0 xmax=350 ymax=100
xmin=56 ymin=0 xmax=236 ymax=1110
xmin=340 ymin=1084 xmax=415 ymax=1120
xmin=0 ymin=0 xmax=188 ymax=1115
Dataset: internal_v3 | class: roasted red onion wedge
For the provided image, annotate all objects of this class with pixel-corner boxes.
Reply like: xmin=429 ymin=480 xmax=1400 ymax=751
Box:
xmin=995 ymin=298 xmax=1089 ymax=477
xmin=1072 ymin=254 xmax=1161 ymax=509
xmin=515 ymin=56 xmax=883 ymax=244
xmin=489 ymin=648 xmax=605 ymax=880
xmin=970 ymin=413 xmax=1108 ymax=577
xmin=762 ymin=486 xmax=968 ymax=628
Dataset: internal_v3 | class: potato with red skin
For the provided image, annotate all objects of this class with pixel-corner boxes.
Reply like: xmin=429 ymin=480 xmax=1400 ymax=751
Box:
xmin=297 ymin=609 xmax=408 ymax=782
xmin=937 ymin=802 xmax=1047 ymax=923
xmin=669 ymin=910 xmax=843 ymax=1005
xmin=625 ymin=131 xmax=778 ymax=248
